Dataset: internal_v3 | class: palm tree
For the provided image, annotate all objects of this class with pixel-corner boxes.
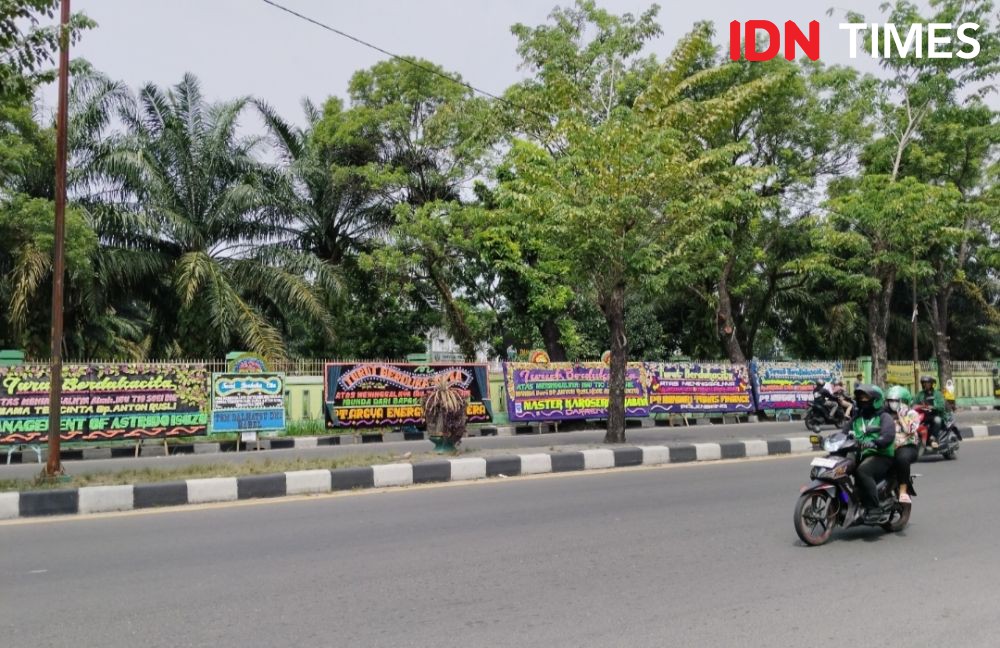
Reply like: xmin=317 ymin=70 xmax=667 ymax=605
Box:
xmin=0 ymin=71 xmax=150 ymax=358
xmin=93 ymin=73 xmax=335 ymax=358
xmin=256 ymin=97 xmax=393 ymax=266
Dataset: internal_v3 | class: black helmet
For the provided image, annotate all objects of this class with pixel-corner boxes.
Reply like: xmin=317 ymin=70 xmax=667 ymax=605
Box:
xmin=920 ymin=375 xmax=936 ymax=385
xmin=853 ymin=383 xmax=884 ymax=409
xmin=816 ymin=379 xmax=826 ymax=387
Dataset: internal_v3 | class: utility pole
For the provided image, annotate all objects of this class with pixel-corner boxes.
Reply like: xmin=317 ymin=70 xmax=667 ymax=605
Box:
xmin=45 ymin=0 xmax=71 ymax=478
xmin=911 ymin=266 xmax=920 ymax=392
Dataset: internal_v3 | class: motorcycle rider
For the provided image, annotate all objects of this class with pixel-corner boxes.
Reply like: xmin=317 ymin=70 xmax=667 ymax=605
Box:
xmin=885 ymin=385 xmax=919 ymax=505
xmin=816 ymin=379 xmax=841 ymax=420
xmin=918 ymin=375 xmax=948 ymax=449
xmin=842 ymin=384 xmax=895 ymax=522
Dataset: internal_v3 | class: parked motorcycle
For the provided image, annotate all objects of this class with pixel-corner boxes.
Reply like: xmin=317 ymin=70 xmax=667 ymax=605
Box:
xmin=913 ymin=404 xmax=961 ymax=460
xmin=793 ymin=431 xmax=913 ymax=546
xmin=804 ymin=391 xmax=849 ymax=432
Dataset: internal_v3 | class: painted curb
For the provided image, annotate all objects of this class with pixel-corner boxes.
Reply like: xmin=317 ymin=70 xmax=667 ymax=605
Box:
xmin=78 ymin=485 xmax=134 ymax=514
xmin=4 ymin=426 xmax=999 ymax=520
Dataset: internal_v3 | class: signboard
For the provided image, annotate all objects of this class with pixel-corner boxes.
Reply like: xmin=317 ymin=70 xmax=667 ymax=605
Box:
xmin=751 ymin=360 xmax=842 ymax=410
xmin=503 ymin=362 xmax=650 ymax=422
xmin=210 ymin=372 xmax=285 ymax=433
xmin=645 ymin=362 xmax=754 ymax=414
xmin=886 ymin=363 xmax=920 ymax=387
xmin=0 ymin=363 xmax=209 ymax=444
xmin=324 ymin=362 xmax=493 ymax=428
xmin=227 ymin=353 xmax=268 ymax=374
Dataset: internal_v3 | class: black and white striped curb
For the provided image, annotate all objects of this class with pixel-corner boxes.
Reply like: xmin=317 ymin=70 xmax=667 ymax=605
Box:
xmin=3 ymin=426 xmax=998 ymax=520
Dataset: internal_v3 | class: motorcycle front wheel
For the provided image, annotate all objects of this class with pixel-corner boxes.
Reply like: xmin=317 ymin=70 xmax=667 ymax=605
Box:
xmin=794 ymin=490 xmax=837 ymax=546
xmin=804 ymin=411 xmax=822 ymax=433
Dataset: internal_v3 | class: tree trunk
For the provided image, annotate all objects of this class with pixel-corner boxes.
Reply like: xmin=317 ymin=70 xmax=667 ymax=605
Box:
xmin=427 ymin=263 xmax=478 ymax=361
xmin=602 ymin=280 xmax=627 ymax=444
xmin=929 ymin=291 xmax=953 ymax=387
xmin=867 ymin=274 xmax=895 ymax=386
xmin=539 ymin=317 xmax=568 ymax=361
xmin=717 ymin=259 xmax=747 ymax=364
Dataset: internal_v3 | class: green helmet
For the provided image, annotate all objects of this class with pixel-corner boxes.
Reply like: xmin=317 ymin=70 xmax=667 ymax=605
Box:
xmin=885 ymin=385 xmax=911 ymax=413
xmin=885 ymin=385 xmax=912 ymax=404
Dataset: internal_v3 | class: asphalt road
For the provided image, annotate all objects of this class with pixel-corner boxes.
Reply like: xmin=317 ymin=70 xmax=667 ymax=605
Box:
xmin=2 ymin=409 xmax=998 ymax=480
xmin=2 ymin=436 xmax=999 ymax=647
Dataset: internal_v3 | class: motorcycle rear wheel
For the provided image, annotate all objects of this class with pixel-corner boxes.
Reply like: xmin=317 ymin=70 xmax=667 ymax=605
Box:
xmin=881 ymin=504 xmax=911 ymax=533
xmin=794 ymin=491 xmax=837 ymax=546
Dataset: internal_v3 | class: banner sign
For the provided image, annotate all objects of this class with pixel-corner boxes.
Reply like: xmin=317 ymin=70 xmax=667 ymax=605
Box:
xmin=503 ymin=362 xmax=650 ymax=422
xmin=0 ymin=363 xmax=209 ymax=444
xmin=210 ymin=373 xmax=285 ymax=433
xmin=227 ymin=353 xmax=268 ymax=374
xmin=751 ymin=360 xmax=842 ymax=410
xmin=886 ymin=363 xmax=919 ymax=386
xmin=324 ymin=363 xmax=493 ymax=428
xmin=645 ymin=362 xmax=754 ymax=414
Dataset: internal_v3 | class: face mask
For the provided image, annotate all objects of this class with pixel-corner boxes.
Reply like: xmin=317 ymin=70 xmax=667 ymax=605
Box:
xmin=857 ymin=400 xmax=875 ymax=416
xmin=887 ymin=400 xmax=901 ymax=413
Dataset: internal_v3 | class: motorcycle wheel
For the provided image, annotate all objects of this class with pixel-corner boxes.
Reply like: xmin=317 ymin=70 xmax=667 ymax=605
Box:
xmin=804 ymin=411 xmax=821 ymax=433
xmin=794 ymin=491 xmax=837 ymax=546
xmin=881 ymin=503 xmax=911 ymax=533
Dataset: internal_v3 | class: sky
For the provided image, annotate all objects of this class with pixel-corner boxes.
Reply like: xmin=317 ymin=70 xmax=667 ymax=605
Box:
xmin=37 ymin=0 xmax=907 ymax=125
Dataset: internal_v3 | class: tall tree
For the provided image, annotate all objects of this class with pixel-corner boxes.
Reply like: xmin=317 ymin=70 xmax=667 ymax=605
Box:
xmin=497 ymin=24 xmax=777 ymax=443
xmin=487 ymin=0 xmax=661 ymax=361
xmin=326 ymin=57 xmax=494 ymax=360
xmin=834 ymin=0 xmax=1000 ymax=385
xmin=93 ymin=74 xmax=334 ymax=358
xmin=659 ymin=51 xmax=875 ymax=363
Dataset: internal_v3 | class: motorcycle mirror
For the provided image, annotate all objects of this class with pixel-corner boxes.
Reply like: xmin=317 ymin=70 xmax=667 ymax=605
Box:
xmin=809 ymin=434 xmax=822 ymax=445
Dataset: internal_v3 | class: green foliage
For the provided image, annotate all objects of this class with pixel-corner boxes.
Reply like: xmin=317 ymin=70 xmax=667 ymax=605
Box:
xmin=0 ymin=194 xmax=97 ymax=353
xmin=0 ymin=0 xmax=94 ymax=102
xmin=89 ymin=74 xmax=335 ymax=359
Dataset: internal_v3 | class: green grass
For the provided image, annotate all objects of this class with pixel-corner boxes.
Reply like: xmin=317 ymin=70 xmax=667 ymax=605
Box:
xmin=0 ymin=451 xmax=439 ymax=493
xmin=284 ymin=419 xmax=328 ymax=437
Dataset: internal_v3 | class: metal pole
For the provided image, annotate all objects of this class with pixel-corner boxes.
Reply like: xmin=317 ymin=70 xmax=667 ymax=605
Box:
xmin=45 ymin=0 xmax=71 ymax=477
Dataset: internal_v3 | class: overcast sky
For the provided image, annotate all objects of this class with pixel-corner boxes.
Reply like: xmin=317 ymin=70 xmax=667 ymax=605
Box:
xmin=34 ymin=0 xmax=914 ymax=125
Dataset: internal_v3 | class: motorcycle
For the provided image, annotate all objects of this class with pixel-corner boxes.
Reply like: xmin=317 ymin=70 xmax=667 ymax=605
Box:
xmin=913 ymin=404 xmax=961 ymax=460
xmin=804 ymin=391 xmax=850 ymax=432
xmin=793 ymin=431 xmax=914 ymax=546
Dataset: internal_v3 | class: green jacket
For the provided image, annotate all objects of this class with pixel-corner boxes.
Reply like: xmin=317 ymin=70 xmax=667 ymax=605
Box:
xmin=920 ymin=389 xmax=947 ymax=414
xmin=850 ymin=411 xmax=895 ymax=459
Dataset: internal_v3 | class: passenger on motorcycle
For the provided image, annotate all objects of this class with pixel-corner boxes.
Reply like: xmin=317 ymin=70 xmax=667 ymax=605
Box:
xmin=918 ymin=375 xmax=949 ymax=449
xmin=842 ymin=384 xmax=895 ymax=522
xmin=831 ymin=379 xmax=852 ymax=417
xmin=885 ymin=385 xmax=918 ymax=505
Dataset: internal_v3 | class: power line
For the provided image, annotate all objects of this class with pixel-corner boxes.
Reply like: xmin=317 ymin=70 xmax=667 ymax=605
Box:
xmin=259 ymin=0 xmax=858 ymax=222
xmin=258 ymin=0 xmax=549 ymax=121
